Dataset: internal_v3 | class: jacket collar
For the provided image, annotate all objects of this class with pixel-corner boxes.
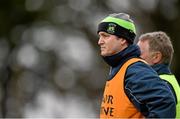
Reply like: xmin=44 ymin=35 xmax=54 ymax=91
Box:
xmin=102 ymin=44 xmax=141 ymax=67
xmin=151 ymin=64 xmax=171 ymax=75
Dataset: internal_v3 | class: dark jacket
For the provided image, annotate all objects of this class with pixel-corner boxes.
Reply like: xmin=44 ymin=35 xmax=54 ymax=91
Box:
xmin=152 ymin=63 xmax=177 ymax=103
xmin=103 ymin=44 xmax=176 ymax=118
xmin=152 ymin=63 xmax=172 ymax=75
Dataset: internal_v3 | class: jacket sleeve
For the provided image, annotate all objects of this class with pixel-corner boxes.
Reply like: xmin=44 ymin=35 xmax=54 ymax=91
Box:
xmin=124 ymin=62 xmax=176 ymax=118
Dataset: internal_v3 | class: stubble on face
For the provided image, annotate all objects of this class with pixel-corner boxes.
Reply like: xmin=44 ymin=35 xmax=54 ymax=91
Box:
xmin=100 ymin=36 xmax=121 ymax=56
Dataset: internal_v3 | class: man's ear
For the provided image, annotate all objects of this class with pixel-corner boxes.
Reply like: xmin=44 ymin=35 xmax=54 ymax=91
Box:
xmin=119 ymin=38 xmax=128 ymax=45
xmin=152 ymin=51 xmax=162 ymax=64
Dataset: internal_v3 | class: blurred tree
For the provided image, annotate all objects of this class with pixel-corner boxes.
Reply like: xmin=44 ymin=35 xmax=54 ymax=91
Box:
xmin=0 ymin=0 xmax=179 ymax=118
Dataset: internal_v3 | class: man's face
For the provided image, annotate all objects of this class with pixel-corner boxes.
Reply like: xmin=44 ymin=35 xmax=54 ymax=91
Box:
xmin=137 ymin=40 xmax=154 ymax=65
xmin=98 ymin=32 xmax=125 ymax=56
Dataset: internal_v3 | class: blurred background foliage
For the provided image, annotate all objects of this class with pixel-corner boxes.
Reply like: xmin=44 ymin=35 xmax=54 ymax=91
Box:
xmin=0 ymin=0 xmax=179 ymax=118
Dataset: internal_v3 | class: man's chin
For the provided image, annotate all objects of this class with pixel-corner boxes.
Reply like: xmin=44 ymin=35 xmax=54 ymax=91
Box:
xmin=100 ymin=53 xmax=106 ymax=57
xmin=101 ymin=52 xmax=110 ymax=57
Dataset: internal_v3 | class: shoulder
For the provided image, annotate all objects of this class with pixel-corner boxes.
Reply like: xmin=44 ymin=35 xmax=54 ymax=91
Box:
xmin=126 ymin=61 xmax=158 ymax=78
xmin=124 ymin=61 xmax=161 ymax=89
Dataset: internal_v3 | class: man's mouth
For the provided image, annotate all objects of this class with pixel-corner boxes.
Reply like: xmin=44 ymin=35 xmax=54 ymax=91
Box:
xmin=100 ymin=47 xmax=105 ymax=50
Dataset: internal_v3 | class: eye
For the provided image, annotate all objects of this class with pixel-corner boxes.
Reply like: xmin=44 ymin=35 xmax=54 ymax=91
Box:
xmin=102 ymin=33 xmax=110 ymax=38
xmin=99 ymin=32 xmax=110 ymax=38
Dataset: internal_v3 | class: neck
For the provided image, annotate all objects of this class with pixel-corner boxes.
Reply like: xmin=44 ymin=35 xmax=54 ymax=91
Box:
xmin=102 ymin=44 xmax=141 ymax=67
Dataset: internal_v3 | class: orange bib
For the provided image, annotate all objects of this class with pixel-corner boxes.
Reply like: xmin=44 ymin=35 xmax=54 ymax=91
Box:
xmin=100 ymin=58 xmax=145 ymax=118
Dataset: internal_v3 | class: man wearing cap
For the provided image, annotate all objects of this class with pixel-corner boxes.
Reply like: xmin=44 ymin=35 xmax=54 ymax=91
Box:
xmin=97 ymin=13 xmax=176 ymax=118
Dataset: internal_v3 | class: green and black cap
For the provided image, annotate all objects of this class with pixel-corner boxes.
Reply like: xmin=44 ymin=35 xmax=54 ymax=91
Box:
xmin=97 ymin=13 xmax=136 ymax=44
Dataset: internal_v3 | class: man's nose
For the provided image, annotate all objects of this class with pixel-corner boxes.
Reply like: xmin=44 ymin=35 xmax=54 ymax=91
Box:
xmin=98 ymin=37 xmax=104 ymax=45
